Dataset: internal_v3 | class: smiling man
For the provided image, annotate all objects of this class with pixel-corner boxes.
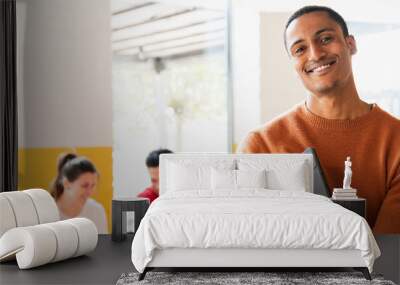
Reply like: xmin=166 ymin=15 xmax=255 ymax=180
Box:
xmin=238 ymin=6 xmax=400 ymax=233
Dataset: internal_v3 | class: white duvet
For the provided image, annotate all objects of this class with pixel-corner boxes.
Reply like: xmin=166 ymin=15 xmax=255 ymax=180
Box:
xmin=131 ymin=190 xmax=380 ymax=273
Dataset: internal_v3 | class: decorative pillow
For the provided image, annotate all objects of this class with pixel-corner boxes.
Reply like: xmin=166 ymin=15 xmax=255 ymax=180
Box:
xmin=167 ymin=162 xmax=211 ymax=191
xmin=211 ymin=168 xmax=236 ymax=190
xmin=238 ymin=158 xmax=309 ymax=191
xmin=266 ymin=162 xmax=307 ymax=191
xmin=236 ymin=169 xmax=267 ymax=189
xmin=211 ymin=169 xmax=267 ymax=190
xmin=166 ymin=159 xmax=235 ymax=192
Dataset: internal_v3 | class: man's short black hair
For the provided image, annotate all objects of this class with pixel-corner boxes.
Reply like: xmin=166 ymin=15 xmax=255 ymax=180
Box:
xmin=284 ymin=6 xmax=349 ymax=50
xmin=146 ymin=148 xmax=173 ymax=168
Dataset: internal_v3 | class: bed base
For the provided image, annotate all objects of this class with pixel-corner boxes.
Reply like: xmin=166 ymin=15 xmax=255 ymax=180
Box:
xmin=138 ymin=267 xmax=371 ymax=281
xmin=138 ymin=248 xmax=372 ymax=281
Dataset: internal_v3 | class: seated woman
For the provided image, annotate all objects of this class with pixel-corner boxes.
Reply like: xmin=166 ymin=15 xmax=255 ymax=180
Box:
xmin=51 ymin=153 xmax=108 ymax=234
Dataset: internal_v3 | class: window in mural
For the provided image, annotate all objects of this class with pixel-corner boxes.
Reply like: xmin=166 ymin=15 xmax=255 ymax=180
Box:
xmin=111 ymin=0 xmax=229 ymax=196
xmin=352 ymin=22 xmax=400 ymax=118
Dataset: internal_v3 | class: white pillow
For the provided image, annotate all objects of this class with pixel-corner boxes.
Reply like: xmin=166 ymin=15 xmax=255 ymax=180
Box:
xmin=238 ymin=159 xmax=308 ymax=192
xmin=266 ymin=162 xmax=307 ymax=191
xmin=166 ymin=159 xmax=235 ymax=192
xmin=236 ymin=169 xmax=267 ymax=189
xmin=211 ymin=169 xmax=267 ymax=190
xmin=167 ymin=162 xmax=211 ymax=191
xmin=211 ymin=168 xmax=236 ymax=190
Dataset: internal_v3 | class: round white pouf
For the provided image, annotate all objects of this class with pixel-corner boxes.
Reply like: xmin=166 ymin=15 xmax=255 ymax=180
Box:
xmin=24 ymin=189 xmax=60 ymax=224
xmin=0 ymin=196 xmax=17 ymax=237
xmin=42 ymin=221 xmax=79 ymax=262
xmin=63 ymin=218 xmax=98 ymax=257
xmin=0 ymin=226 xmax=57 ymax=269
xmin=0 ymin=192 xmax=39 ymax=227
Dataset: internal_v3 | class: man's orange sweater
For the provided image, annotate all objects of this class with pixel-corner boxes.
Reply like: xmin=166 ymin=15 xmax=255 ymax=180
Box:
xmin=238 ymin=102 xmax=400 ymax=234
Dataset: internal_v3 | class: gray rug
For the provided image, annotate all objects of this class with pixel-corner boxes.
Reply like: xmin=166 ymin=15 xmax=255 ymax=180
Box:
xmin=117 ymin=271 xmax=396 ymax=285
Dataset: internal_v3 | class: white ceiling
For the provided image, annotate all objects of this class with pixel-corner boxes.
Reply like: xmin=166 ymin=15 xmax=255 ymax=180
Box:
xmin=111 ymin=0 xmax=226 ymax=59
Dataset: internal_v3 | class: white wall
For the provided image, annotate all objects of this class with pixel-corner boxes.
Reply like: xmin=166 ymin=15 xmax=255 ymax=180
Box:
xmin=17 ymin=0 xmax=112 ymax=148
xmin=231 ymin=9 xmax=307 ymax=147
xmin=259 ymin=12 xmax=307 ymax=123
xmin=231 ymin=1 xmax=261 ymax=146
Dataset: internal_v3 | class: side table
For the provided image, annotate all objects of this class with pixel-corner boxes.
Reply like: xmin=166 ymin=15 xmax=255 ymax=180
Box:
xmin=331 ymin=198 xmax=366 ymax=218
xmin=112 ymin=197 xmax=150 ymax=241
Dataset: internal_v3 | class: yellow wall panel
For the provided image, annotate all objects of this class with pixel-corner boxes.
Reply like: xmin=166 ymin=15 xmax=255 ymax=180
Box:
xmin=18 ymin=147 xmax=113 ymax=233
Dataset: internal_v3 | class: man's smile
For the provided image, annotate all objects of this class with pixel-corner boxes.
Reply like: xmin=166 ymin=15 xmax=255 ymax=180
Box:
xmin=305 ymin=58 xmax=337 ymax=75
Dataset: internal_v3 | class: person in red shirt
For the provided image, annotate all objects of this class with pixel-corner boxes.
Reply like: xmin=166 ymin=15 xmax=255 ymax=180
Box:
xmin=138 ymin=149 xmax=173 ymax=203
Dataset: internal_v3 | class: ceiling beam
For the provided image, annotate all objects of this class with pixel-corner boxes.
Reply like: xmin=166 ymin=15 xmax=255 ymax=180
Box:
xmin=115 ymin=38 xmax=224 ymax=58
xmin=112 ymin=2 xmax=155 ymax=16
xmin=113 ymin=7 xmax=197 ymax=32
xmin=146 ymin=39 xmax=224 ymax=58
xmin=157 ymin=46 xmax=224 ymax=60
xmin=113 ymin=28 xmax=225 ymax=52
xmin=112 ymin=16 xmax=224 ymax=43
xmin=145 ymin=38 xmax=224 ymax=53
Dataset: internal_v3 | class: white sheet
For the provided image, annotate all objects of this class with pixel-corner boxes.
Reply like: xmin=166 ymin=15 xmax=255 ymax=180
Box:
xmin=131 ymin=190 xmax=380 ymax=273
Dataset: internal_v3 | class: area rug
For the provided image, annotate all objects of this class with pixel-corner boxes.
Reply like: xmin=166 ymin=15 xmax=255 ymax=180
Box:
xmin=116 ymin=271 xmax=396 ymax=285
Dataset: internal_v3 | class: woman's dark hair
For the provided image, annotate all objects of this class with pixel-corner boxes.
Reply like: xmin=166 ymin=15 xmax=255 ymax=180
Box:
xmin=146 ymin=148 xmax=173 ymax=168
xmin=51 ymin=153 xmax=97 ymax=200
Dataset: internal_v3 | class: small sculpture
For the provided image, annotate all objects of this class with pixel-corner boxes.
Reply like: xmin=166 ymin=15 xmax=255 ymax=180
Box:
xmin=343 ymin=156 xmax=352 ymax=189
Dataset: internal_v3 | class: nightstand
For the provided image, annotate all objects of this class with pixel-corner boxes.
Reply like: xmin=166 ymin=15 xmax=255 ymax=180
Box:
xmin=112 ymin=197 xmax=150 ymax=241
xmin=331 ymin=198 xmax=366 ymax=218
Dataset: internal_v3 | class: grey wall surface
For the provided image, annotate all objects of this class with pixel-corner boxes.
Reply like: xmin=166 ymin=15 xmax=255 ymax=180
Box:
xmin=17 ymin=0 xmax=112 ymax=148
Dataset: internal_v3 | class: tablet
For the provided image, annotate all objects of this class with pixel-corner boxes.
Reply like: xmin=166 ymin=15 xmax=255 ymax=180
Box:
xmin=303 ymin=147 xmax=331 ymax=197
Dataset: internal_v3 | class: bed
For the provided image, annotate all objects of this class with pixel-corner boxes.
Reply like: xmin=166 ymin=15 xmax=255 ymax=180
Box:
xmin=131 ymin=153 xmax=380 ymax=280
